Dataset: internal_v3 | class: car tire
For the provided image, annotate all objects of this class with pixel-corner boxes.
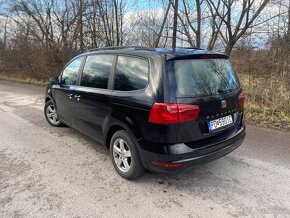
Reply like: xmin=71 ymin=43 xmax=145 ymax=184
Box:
xmin=110 ymin=130 xmax=145 ymax=180
xmin=44 ymin=100 xmax=64 ymax=127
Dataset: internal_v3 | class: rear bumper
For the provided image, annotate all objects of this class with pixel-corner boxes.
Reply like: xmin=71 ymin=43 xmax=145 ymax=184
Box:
xmin=138 ymin=123 xmax=246 ymax=173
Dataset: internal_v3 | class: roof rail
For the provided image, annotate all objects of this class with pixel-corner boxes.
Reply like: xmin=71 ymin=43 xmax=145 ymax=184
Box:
xmin=88 ymin=46 xmax=156 ymax=52
xmin=176 ymin=47 xmax=204 ymax=50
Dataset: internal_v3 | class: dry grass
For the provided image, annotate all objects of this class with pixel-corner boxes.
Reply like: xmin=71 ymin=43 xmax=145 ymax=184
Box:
xmin=239 ymin=74 xmax=290 ymax=131
xmin=0 ymin=74 xmax=47 ymax=86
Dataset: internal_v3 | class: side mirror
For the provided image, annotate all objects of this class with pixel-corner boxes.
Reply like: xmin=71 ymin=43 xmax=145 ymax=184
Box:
xmin=59 ymin=77 xmax=65 ymax=85
xmin=49 ymin=75 xmax=61 ymax=85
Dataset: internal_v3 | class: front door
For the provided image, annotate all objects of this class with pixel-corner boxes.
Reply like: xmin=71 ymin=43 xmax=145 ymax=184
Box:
xmin=53 ymin=57 xmax=84 ymax=127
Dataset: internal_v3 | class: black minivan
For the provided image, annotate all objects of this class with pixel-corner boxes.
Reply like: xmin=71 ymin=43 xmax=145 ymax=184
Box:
xmin=44 ymin=47 xmax=246 ymax=179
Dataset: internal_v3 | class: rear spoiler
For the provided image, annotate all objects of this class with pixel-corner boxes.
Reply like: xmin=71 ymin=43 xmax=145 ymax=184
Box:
xmin=166 ymin=53 xmax=229 ymax=61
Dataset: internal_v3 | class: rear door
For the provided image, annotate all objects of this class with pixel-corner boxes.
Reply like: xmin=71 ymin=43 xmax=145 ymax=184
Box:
xmin=53 ymin=56 xmax=84 ymax=127
xmin=168 ymin=55 xmax=243 ymax=142
xmin=74 ymin=54 xmax=115 ymax=142
xmin=109 ymin=55 xmax=153 ymax=141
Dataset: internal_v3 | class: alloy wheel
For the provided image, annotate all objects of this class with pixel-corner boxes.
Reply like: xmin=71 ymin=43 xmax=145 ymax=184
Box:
xmin=46 ymin=104 xmax=60 ymax=125
xmin=112 ymin=138 xmax=132 ymax=172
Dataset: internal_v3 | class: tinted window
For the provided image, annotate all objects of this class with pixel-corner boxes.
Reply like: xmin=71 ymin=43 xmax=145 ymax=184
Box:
xmin=114 ymin=56 xmax=148 ymax=91
xmin=81 ymin=55 xmax=114 ymax=89
xmin=171 ymin=59 xmax=240 ymax=97
xmin=62 ymin=57 xmax=83 ymax=85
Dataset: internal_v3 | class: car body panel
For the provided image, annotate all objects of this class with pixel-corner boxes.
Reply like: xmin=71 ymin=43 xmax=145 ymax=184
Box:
xmin=44 ymin=48 xmax=246 ymax=173
xmin=74 ymin=87 xmax=112 ymax=143
xmin=52 ymin=85 xmax=77 ymax=127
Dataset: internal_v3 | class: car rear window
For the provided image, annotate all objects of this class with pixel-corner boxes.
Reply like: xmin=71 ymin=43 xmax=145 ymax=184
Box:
xmin=170 ymin=58 xmax=240 ymax=97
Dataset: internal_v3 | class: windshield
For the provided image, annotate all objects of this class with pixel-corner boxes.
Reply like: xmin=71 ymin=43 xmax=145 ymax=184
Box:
xmin=171 ymin=58 xmax=240 ymax=97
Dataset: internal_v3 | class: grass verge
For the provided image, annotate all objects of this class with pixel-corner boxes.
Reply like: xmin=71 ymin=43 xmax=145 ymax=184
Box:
xmin=0 ymin=74 xmax=47 ymax=86
xmin=239 ymin=74 xmax=290 ymax=131
xmin=245 ymin=103 xmax=290 ymax=131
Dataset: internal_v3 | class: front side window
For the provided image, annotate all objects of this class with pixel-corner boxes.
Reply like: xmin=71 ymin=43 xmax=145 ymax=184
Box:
xmin=62 ymin=57 xmax=83 ymax=85
xmin=81 ymin=55 xmax=115 ymax=89
xmin=114 ymin=56 xmax=149 ymax=91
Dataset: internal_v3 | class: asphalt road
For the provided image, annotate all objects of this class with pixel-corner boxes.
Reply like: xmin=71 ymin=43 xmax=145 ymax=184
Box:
xmin=1 ymin=80 xmax=290 ymax=218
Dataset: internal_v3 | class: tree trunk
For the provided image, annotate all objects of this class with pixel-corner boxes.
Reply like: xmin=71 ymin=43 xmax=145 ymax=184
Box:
xmin=287 ymin=0 xmax=290 ymax=37
xmin=79 ymin=0 xmax=84 ymax=51
xmin=172 ymin=0 xmax=179 ymax=51
xmin=196 ymin=0 xmax=201 ymax=47
xmin=113 ymin=0 xmax=120 ymax=46
xmin=224 ymin=43 xmax=235 ymax=56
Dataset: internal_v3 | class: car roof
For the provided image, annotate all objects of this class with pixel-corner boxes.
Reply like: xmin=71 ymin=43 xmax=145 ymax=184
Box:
xmin=78 ymin=46 xmax=228 ymax=60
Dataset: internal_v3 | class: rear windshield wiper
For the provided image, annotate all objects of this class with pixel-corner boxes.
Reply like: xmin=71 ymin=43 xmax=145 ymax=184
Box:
xmin=217 ymin=88 xmax=235 ymax=94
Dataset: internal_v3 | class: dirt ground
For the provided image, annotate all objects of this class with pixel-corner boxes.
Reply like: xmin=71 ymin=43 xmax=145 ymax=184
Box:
xmin=1 ymin=81 xmax=290 ymax=218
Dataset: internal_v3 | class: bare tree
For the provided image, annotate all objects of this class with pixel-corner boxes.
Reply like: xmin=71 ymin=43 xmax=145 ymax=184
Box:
xmin=207 ymin=0 xmax=271 ymax=55
xmin=0 ymin=0 xmax=287 ymax=79
xmin=154 ymin=2 xmax=171 ymax=47
xmin=178 ymin=0 xmax=202 ymax=47
xmin=128 ymin=3 xmax=172 ymax=47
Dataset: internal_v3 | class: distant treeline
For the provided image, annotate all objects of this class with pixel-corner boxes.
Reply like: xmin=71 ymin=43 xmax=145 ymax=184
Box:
xmin=0 ymin=0 xmax=289 ymax=79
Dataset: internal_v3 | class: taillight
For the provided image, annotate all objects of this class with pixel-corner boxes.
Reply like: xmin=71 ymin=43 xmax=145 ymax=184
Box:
xmin=238 ymin=91 xmax=245 ymax=109
xmin=148 ymin=103 xmax=200 ymax=124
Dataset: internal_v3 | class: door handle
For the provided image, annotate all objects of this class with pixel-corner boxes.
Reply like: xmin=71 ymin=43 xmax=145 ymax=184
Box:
xmin=67 ymin=93 xmax=73 ymax=99
xmin=74 ymin=94 xmax=81 ymax=101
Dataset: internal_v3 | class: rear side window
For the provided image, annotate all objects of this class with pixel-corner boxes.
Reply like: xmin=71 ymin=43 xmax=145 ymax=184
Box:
xmin=62 ymin=57 xmax=83 ymax=85
xmin=81 ymin=55 xmax=114 ymax=89
xmin=171 ymin=58 xmax=240 ymax=97
xmin=114 ymin=56 xmax=148 ymax=91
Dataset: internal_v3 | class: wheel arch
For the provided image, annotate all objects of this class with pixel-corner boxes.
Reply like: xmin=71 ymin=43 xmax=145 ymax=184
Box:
xmin=45 ymin=93 xmax=54 ymax=103
xmin=105 ymin=119 xmax=143 ymax=149
xmin=45 ymin=96 xmax=52 ymax=103
xmin=105 ymin=125 xmax=125 ymax=149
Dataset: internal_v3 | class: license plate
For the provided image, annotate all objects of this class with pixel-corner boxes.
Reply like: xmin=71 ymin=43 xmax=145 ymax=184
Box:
xmin=208 ymin=115 xmax=233 ymax=131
